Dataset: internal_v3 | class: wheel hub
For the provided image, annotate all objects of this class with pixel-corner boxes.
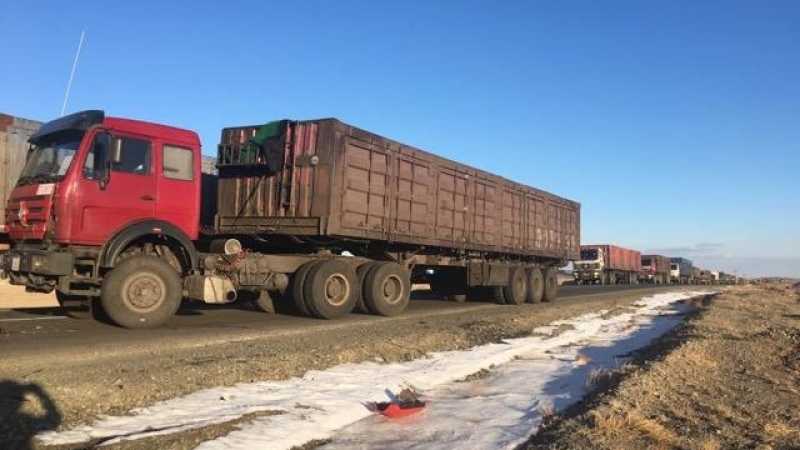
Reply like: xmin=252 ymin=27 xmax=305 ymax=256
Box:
xmin=324 ymin=274 xmax=350 ymax=306
xmin=124 ymin=274 xmax=165 ymax=312
xmin=381 ymin=275 xmax=403 ymax=304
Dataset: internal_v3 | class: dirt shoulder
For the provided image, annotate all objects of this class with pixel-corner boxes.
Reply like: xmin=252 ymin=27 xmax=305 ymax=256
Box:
xmin=525 ymin=285 xmax=800 ymax=450
xmin=1 ymin=287 xmax=680 ymax=450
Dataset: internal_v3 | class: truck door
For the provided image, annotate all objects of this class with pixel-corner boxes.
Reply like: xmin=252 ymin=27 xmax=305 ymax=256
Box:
xmin=70 ymin=132 xmax=156 ymax=245
xmin=156 ymin=143 xmax=200 ymax=239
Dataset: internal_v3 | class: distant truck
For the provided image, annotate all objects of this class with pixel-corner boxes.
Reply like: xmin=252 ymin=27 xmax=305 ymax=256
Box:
xmin=573 ymin=244 xmax=641 ymax=285
xmin=669 ymin=257 xmax=693 ymax=284
xmin=1 ymin=110 xmax=580 ymax=328
xmin=0 ymin=113 xmax=42 ymax=245
xmin=699 ymin=269 xmax=715 ymax=285
xmin=692 ymin=267 xmax=702 ymax=284
xmin=639 ymin=254 xmax=670 ymax=284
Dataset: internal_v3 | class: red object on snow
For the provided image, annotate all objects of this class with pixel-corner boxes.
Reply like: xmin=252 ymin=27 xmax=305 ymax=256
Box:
xmin=376 ymin=400 xmax=426 ymax=418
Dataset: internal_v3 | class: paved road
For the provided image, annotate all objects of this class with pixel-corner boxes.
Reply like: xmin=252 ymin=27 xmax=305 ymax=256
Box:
xmin=0 ymin=284 xmax=677 ymax=358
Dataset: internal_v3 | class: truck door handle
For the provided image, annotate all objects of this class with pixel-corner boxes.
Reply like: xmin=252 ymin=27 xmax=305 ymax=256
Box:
xmin=140 ymin=195 xmax=155 ymax=201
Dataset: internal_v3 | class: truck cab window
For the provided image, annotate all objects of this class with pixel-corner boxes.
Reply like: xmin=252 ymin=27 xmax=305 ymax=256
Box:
xmin=113 ymin=137 xmax=151 ymax=175
xmin=163 ymin=145 xmax=194 ymax=180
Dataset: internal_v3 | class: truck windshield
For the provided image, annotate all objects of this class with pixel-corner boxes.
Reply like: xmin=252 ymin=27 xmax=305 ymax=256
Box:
xmin=17 ymin=132 xmax=84 ymax=186
xmin=580 ymin=249 xmax=598 ymax=260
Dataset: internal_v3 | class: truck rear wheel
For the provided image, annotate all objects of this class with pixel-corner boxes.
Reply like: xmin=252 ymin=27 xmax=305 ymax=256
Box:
xmin=100 ymin=256 xmax=182 ymax=329
xmin=503 ymin=266 xmax=527 ymax=305
xmin=355 ymin=261 xmax=381 ymax=314
xmin=542 ymin=266 xmax=558 ymax=302
xmin=364 ymin=262 xmax=410 ymax=316
xmin=290 ymin=260 xmax=319 ymax=317
xmin=303 ymin=260 xmax=359 ymax=319
xmin=526 ymin=267 xmax=544 ymax=303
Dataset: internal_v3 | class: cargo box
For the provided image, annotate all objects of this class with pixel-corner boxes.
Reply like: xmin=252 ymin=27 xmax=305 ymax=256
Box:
xmin=215 ymin=118 xmax=580 ymax=261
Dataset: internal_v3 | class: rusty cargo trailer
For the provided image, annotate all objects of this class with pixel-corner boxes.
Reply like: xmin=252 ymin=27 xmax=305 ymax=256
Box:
xmin=214 ymin=118 xmax=580 ymax=306
xmin=0 ymin=113 xmax=42 ymax=244
xmin=574 ymin=244 xmax=641 ymax=285
xmin=639 ymin=254 xmax=671 ymax=284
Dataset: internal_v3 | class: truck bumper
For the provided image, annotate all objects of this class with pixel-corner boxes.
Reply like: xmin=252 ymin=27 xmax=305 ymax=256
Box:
xmin=574 ymin=272 xmax=601 ymax=282
xmin=2 ymin=248 xmax=74 ymax=277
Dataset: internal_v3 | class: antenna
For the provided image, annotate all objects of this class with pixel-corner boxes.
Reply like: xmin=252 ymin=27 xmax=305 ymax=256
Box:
xmin=61 ymin=30 xmax=86 ymax=117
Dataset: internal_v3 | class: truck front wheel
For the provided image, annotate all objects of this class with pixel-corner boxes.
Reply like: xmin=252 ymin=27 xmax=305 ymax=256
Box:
xmin=100 ymin=256 xmax=182 ymax=329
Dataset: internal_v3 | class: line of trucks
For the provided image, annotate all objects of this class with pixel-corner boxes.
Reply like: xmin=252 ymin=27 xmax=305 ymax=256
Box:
xmin=571 ymin=245 xmax=738 ymax=286
xmin=0 ymin=111 xmax=731 ymax=329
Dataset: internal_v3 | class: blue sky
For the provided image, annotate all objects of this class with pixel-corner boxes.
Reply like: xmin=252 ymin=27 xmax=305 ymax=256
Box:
xmin=2 ymin=0 xmax=798 ymax=277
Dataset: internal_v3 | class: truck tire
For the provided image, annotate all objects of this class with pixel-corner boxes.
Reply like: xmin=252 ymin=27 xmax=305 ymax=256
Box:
xmin=356 ymin=262 xmax=381 ymax=314
xmin=364 ymin=262 xmax=410 ymax=316
xmin=56 ymin=292 xmax=104 ymax=320
xmin=290 ymin=260 xmax=319 ymax=317
xmin=492 ymin=286 xmax=506 ymax=305
xmin=526 ymin=267 xmax=544 ymax=303
xmin=503 ymin=265 xmax=527 ymax=305
xmin=100 ymin=256 xmax=182 ymax=329
xmin=303 ymin=260 xmax=359 ymax=319
xmin=542 ymin=266 xmax=558 ymax=302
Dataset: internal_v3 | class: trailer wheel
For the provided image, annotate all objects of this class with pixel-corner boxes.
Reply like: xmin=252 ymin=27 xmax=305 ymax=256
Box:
xmin=542 ymin=267 xmax=558 ymax=302
xmin=303 ymin=260 xmax=359 ymax=319
xmin=100 ymin=256 xmax=182 ymax=329
xmin=364 ymin=262 xmax=410 ymax=316
xmin=503 ymin=266 xmax=527 ymax=305
xmin=356 ymin=261 xmax=381 ymax=314
xmin=290 ymin=260 xmax=319 ymax=317
xmin=526 ymin=267 xmax=544 ymax=303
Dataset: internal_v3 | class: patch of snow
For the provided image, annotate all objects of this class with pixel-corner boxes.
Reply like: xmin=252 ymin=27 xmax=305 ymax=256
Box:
xmin=38 ymin=291 xmax=713 ymax=449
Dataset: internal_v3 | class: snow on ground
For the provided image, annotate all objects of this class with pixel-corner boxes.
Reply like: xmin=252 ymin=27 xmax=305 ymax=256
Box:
xmin=38 ymin=291 xmax=713 ymax=449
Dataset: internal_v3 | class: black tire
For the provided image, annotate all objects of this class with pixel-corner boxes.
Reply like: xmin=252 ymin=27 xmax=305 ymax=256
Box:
xmin=526 ymin=267 xmax=544 ymax=304
xmin=290 ymin=260 xmax=319 ymax=317
xmin=492 ymin=286 xmax=506 ymax=305
xmin=364 ymin=262 xmax=410 ymax=316
xmin=542 ymin=266 xmax=558 ymax=302
xmin=303 ymin=260 xmax=359 ymax=319
xmin=503 ymin=265 xmax=527 ymax=305
xmin=56 ymin=292 xmax=103 ymax=320
xmin=355 ymin=262 xmax=381 ymax=314
xmin=100 ymin=256 xmax=182 ymax=329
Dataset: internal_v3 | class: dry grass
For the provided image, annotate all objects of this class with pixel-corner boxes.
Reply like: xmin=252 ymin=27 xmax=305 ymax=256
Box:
xmin=589 ymin=409 xmax=680 ymax=446
xmin=523 ymin=287 xmax=800 ymax=450
xmin=764 ymin=420 xmax=800 ymax=441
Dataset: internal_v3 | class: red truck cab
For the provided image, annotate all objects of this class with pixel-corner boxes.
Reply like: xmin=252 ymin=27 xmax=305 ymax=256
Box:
xmin=3 ymin=110 xmax=202 ymax=302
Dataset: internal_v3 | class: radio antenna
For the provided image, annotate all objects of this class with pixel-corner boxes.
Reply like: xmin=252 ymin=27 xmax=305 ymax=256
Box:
xmin=61 ymin=30 xmax=86 ymax=117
